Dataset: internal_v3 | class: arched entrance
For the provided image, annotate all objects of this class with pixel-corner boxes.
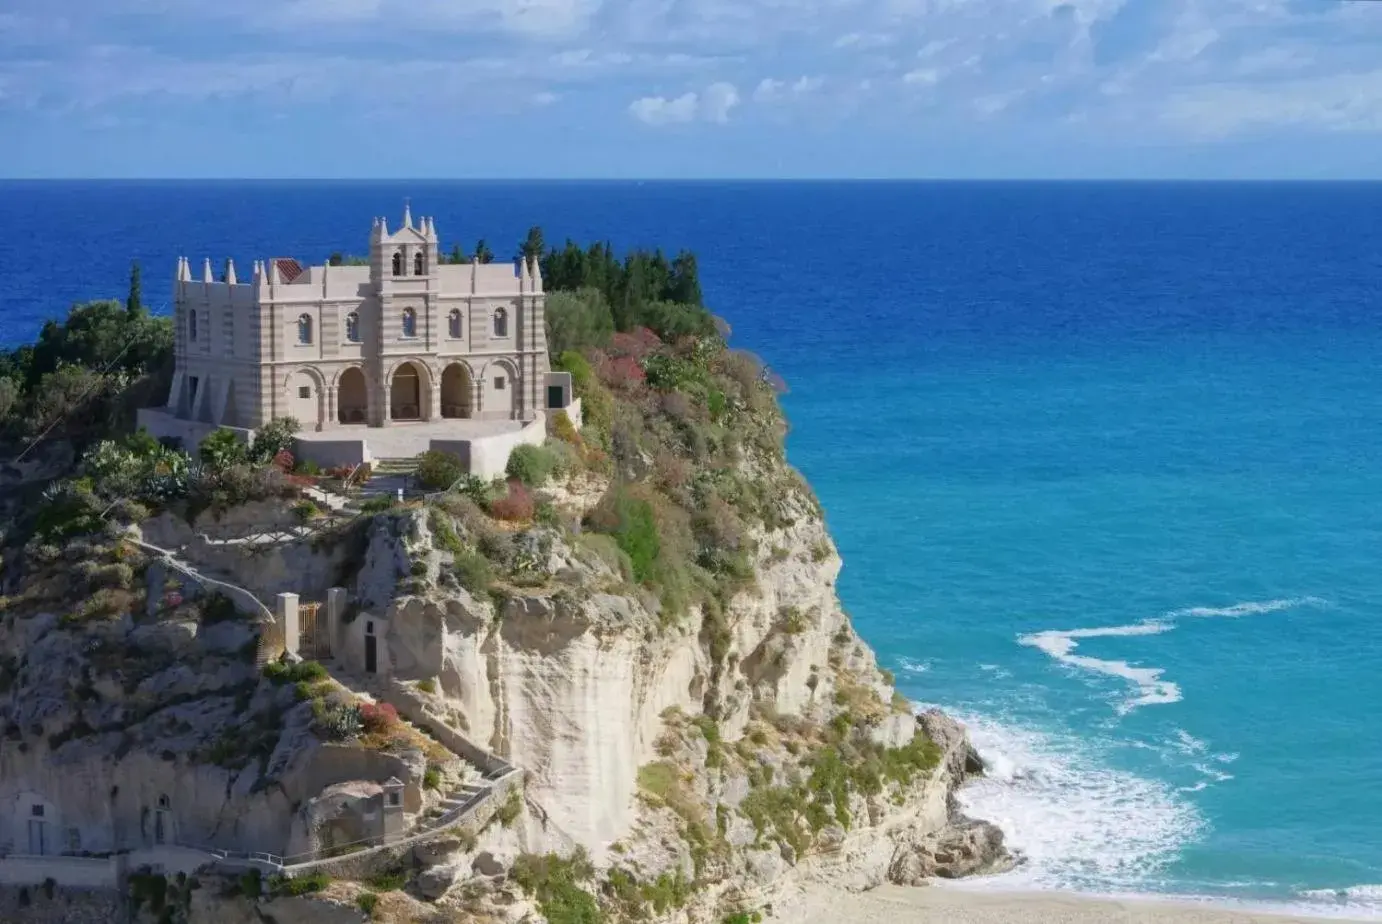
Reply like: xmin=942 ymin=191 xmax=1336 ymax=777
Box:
xmin=389 ymin=362 xmax=428 ymax=421
xmin=337 ymin=367 xmax=367 ymax=424
xmin=440 ymin=364 xmax=473 ymax=419
xmin=286 ymin=370 xmax=323 ymax=431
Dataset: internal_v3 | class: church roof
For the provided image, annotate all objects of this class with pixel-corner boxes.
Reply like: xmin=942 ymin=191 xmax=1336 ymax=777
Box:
xmin=273 ymin=258 xmax=305 ymax=283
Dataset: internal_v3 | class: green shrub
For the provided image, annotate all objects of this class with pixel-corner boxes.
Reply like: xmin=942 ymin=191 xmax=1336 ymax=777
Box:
xmin=506 ymin=443 xmax=561 ymax=487
xmin=495 ymin=788 xmax=523 ymax=827
xmin=268 ymin=872 xmax=330 ymax=897
xmin=511 ymin=852 xmax=602 ymax=924
xmin=551 ymin=410 xmax=581 ymax=445
xmin=359 ymin=495 xmax=398 ymax=514
xmin=417 ymin=678 xmax=437 ymax=694
xmin=292 ymin=499 xmax=321 ymax=522
xmin=365 ymin=866 xmax=409 ymax=892
xmin=454 ymin=549 xmax=494 ymax=595
xmin=416 ymin=450 xmax=466 ymax=491
xmin=423 ymin=766 xmax=442 ymax=790
xmin=200 ymin=593 xmax=241 ymax=624
xmin=356 ymin=891 xmax=379 ymax=916
xmin=199 ymin=428 xmax=246 ymax=469
xmin=588 ymin=489 xmax=659 ymax=584
xmin=263 ymin=660 xmax=328 ymax=685
xmin=237 ymin=869 xmax=261 ymax=899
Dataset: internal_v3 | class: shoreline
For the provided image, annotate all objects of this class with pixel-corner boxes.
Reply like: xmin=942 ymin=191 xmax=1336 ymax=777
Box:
xmin=780 ymin=883 xmax=1380 ymax=924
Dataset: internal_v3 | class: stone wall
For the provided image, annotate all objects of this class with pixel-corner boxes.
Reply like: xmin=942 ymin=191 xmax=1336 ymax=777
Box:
xmin=430 ymin=413 xmax=547 ymax=479
xmin=0 ymin=886 xmax=121 ymax=924
xmin=279 ymin=767 xmax=524 ymax=882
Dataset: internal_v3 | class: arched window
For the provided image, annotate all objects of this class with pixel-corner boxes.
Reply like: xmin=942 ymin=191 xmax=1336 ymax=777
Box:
xmin=345 ymin=312 xmax=360 ymax=343
xmin=414 ymin=252 xmax=425 ymax=276
xmin=297 ymin=314 xmax=313 ymax=344
xmin=188 ymin=310 xmax=198 ymax=342
xmin=401 ymin=308 xmax=417 ymax=338
xmin=448 ymin=309 xmax=462 ymax=339
xmin=391 ymin=252 xmax=403 ymax=276
xmin=492 ymin=307 xmax=508 ymax=338
xmin=157 ymin=795 xmax=170 ymax=809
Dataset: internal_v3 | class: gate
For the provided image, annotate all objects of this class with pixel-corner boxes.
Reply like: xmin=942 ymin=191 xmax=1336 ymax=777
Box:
xmin=299 ymin=602 xmax=329 ymax=659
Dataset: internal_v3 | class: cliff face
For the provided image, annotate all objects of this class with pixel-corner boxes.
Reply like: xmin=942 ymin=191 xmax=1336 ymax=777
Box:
xmin=364 ymin=454 xmax=1010 ymax=919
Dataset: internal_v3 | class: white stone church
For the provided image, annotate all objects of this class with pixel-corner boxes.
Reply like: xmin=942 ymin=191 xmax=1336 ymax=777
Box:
xmin=140 ymin=206 xmax=575 ymax=470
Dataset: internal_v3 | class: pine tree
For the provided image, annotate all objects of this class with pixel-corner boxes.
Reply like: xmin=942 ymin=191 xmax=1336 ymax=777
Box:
xmin=474 ymin=240 xmax=495 ymax=264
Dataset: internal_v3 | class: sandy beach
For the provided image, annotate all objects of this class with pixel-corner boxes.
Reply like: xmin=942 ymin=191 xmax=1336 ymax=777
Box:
xmin=777 ymin=884 xmax=1373 ymax=924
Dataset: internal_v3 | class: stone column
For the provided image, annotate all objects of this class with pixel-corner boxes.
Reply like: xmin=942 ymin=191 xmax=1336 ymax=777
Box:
xmin=277 ymin=592 xmax=300 ymax=657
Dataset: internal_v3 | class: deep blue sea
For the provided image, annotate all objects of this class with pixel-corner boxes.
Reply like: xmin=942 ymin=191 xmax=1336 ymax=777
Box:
xmin=3 ymin=180 xmax=1382 ymax=917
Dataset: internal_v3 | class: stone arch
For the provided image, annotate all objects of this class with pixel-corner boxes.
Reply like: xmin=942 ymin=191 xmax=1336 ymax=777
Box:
xmin=388 ymin=359 xmax=432 ymax=422
xmin=413 ymin=252 xmax=425 ymax=276
xmin=440 ymin=362 xmax=474 ymax=419
xmin=391 ymin=252 xmax=403 ymax=276
xmin=480 ymin=359 xmax=518 ymax=418
xmin=283 ymin=367 xmax=326 ymax=431
xmin=335 ymin=365 xmax=368 ymax=424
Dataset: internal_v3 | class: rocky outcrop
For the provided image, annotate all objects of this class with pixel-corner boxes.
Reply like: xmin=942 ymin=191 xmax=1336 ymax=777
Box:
xmin=354 ymin=470 xmax=1012 ymax=920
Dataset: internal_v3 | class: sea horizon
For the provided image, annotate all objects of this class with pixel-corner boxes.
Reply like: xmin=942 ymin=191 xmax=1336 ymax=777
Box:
xmin=3 ymin=179 xmax=1381 ymax=919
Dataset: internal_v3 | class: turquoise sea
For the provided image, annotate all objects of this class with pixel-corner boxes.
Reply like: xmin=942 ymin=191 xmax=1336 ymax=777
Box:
xmin=2 ymin=180 xmax=1381 ymax=917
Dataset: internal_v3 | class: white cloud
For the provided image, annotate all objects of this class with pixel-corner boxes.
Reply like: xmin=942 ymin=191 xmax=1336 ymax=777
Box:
xmin=9 ymin=0 xmax=1382 ymax=144
xmin=629 ymin=81 xmax=740 ymax=125
xmin=753 ymin=75 xmax=822 ymax=103
xmin=701 ymin=81 xmax=740 ymax=122
xmin=1162 ymin=69 xmax=1382 ymax=138
xmin=628 ymin=92 xmax=698 ymax=124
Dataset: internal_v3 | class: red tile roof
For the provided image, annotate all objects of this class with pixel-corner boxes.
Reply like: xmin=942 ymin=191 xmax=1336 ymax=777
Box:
xmin=273 ymin=258 xmax=305 ymax=282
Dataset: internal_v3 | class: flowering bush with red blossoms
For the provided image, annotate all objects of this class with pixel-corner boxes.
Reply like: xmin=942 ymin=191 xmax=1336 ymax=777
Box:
xmin=609 ymin=327 xmax=663 ymax=360
xmin=272 ymin=449 xmax=295 ymax=473
xmin=488 ymin=479 xmax=535 ymax=522
xmin=358 ymin=701 xmax=400 ymax=735
xmin=598 ymin=354 xmax=647 ymax=390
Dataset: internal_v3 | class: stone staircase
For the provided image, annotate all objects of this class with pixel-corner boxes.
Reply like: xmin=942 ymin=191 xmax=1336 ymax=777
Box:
xmin=359 ymin=456 xmax=418 ymax=502
xmin=419 ymin=771 xmax=490 ymax=832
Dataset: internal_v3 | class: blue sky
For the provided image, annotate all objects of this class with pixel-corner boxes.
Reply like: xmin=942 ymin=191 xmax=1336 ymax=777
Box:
xmin=4 ymin=0 xmax=1382 ymax=179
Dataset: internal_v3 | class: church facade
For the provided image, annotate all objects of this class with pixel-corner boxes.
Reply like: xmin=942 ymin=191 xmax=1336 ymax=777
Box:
xmin=158 ymin=206 xmax=551 ymax=437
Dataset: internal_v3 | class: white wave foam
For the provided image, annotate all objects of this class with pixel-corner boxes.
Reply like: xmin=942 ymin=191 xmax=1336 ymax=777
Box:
xmin=1020 ymin=598 xmax=1323 ymax=715
xmin=1191 ymin=762 xmax=1234 ymax=783
xmin=1297 ymin=884 xmax=1382 ymax=918
xmin=1172 ymin=729 xmax=1207 ymax=755
xmin=896 ymin=656 xmax=931 ymax=675
xmin=1171 ymin=596 xmax=1326 ymax=619
xmin=1019 ymin=620 xmax=1180 ymax=714
xmin=943 ymin=710 xmax=1205 ymax=893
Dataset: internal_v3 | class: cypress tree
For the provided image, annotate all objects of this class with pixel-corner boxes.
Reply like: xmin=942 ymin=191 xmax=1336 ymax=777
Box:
xmin=126 ymin=260 xmax=143 ymax=317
